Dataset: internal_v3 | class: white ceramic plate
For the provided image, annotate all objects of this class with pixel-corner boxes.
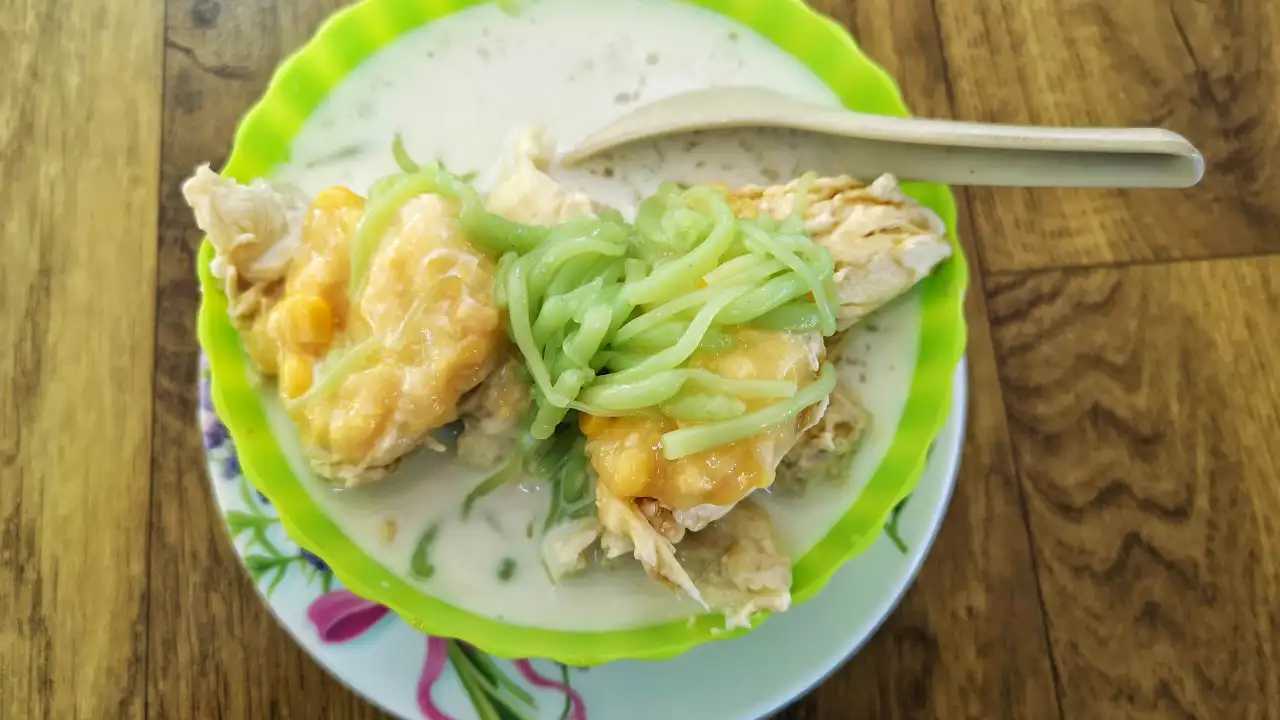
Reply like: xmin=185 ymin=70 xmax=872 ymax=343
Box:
xmin=200 ymin=357 xmax=966 ymax=719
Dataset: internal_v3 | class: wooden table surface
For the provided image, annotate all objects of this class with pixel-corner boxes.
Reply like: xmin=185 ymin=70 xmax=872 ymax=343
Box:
xmin=4 ymin=0 xmax=1278 ymax=717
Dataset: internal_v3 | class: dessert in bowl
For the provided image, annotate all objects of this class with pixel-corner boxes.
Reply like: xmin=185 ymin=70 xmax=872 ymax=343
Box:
xmin=193 ymin=0 xmax=968 ymax=665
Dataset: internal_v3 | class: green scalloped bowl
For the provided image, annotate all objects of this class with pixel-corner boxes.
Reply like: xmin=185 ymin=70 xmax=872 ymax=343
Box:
xmin=196 ymin=0 xmax=969 ymax=666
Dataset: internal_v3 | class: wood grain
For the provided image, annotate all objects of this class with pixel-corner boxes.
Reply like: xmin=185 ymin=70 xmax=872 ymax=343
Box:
xmin=0 ymin=0 xmax=1266 ymax=716
xmin=148 ymin=0 xmax=382 ymax=717
xmin=934 ymin=0 xmax=1280 ymax=272
xmin=0 ymin=0 xmax=164 ymax=718
xmin=987 ymin=258 xmax=1280 ymax=717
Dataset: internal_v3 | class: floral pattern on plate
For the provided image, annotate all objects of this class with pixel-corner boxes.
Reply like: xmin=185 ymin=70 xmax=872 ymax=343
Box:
xmin=201 ymin=360 xmax=587 ymax=720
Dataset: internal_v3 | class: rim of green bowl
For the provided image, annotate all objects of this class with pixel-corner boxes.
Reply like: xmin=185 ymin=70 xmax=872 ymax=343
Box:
xmin=196 ymin=0 xmax=970 ymax=666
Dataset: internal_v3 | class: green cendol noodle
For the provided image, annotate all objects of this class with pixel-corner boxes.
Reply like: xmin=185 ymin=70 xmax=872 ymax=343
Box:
xmin=353 ymin=138 xmax=842 ymax=464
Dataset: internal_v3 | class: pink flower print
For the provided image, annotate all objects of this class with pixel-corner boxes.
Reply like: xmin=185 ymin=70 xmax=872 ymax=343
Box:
xmin=307 ymin=589 xmax=392 ymax=643
xmin=418 ymin=637 xmax=457 ymax=720
xmin=514 ymin=660 xmax=587 ymax=720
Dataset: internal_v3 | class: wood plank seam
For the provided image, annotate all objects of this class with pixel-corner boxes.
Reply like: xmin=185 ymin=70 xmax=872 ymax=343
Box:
xmin=983 ymin=250 xmax=1280 ymax=282
xmin=956 ymin=188 xmax=1071 ymax=720
xmin=144 ymin=5 xmax=175 ymax=720
xmin=925 ymin=0 xmax=999 ymax=279
xmin=926 ymin=1 xmax=1070 ymax=714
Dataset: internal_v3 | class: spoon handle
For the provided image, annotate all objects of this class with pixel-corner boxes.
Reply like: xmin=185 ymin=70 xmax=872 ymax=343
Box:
xmin=801 ymin=112 xmax=1204 ymax=188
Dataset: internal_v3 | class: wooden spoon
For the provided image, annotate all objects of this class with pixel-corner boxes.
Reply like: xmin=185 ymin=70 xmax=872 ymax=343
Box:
xmin=561 ymin=87 xmax=1204 ymax=188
